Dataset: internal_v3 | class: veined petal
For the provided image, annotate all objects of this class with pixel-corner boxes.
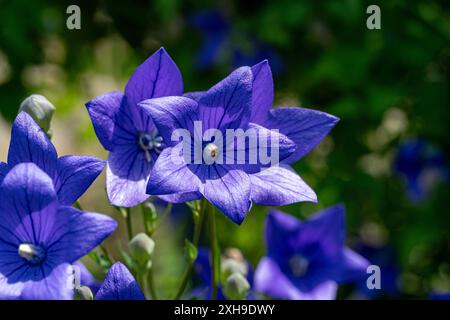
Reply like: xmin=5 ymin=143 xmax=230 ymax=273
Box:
xmin=147 ymin=146 xmax=201 ymax=196
xmin=250 ymin=60 xmax=274 ymax=124
xmin=106 ymin=146 xmax=151 ymax=207
xmin=20 ymin=263 xmax=74 ymax=300
xmin=55 ymin=156 xmax=105 ymax=206
xmin=8 ymin=112 xmax=58 ymax=177
xmin=139 ymin=96 xmax=199 ymax=147
xmin=0 ymin=163 xmax=57 ymax=244
xmin=199 ymin=67 xmax=252 ymax=131
xmin=125 ymin=48 xmax=183 ymax=108
xmin=95 ymin=262 xmax=145 ymax=300
xmin=47 ymin=207 xmax=117 ymax=264
xmin=250 ymin=165 xmax=317 ymax=206
xmin=263 ymin=107 xmax=339 ymax=163
xmin=85 ymin=91 xmax=124 ymax=151
xmin=203 ymin=167 xmax=251 ymax=225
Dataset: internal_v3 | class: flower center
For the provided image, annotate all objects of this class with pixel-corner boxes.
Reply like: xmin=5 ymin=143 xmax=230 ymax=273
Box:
xmin=138 ymin=130 xmax=163 ymax=162
xmin=18 ymin=243 xmax=46 ymax=265
xmin=289 ymin=254 xmax=309 ymax=277
xmin=203 ymin=143 xmax=220 ymax=164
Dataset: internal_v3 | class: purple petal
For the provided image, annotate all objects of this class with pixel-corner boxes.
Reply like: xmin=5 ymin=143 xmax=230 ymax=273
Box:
xmin=139 ymin=96 xmax=199 ymax=147
xmin=254 ymin=257 xmax=303 ymax=300
xmin=85 ymin=91 xmax=124 ymax=151
xmin=250 ymin=165 xmax=317 ymax=206
xmin=0 ymin=163 xmax=57 ymax=244
xmin=0 ymin=162 xmax=8 ymax=185
xmin=20 ymin=263 xmax=74 ymax=300
xmin=254 ymin=256 xmax=337 ymax=300
xmin=54 ymin=156 xmax=105 ymax=206
xmin=295 ymin=205 xmax=346 ymax=257
xmin=8 ymin=112 xmax=58 ymax=177
xmin=263 ymin=107 xmax=339 ymax=163
xmin=241 ymin=123 xmax=296 ymax=164
xmin=203 ymin=167 xmax=251 ymax=225
xmin=106 ymin=146 xmax=151 ymax=207
xmin=199 ymin=67 xmax=252 ymax=131
xmin=158 ymin=192 xmax=202 ymax=203
xmin=47 ymin=207 xmax=117 ymax=264
xmin=147 ymin=146 xmax=202 ymax=196
xmin=250 ymin=60 xmax=274 ymax=124
xmin=333 ymin=248 xmax=370 ymax=283
xmin=125 ymin=48 xmax=183 ymax=108
xmin=95 ymin=262 xmax=145 ymax=300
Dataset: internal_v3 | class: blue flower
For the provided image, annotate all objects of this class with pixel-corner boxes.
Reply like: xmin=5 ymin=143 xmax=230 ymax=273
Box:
xmin=95 ymin=262 xmax=145 ymax=300
xmin=0 ymin=163 xmax=117 ymax=299
xmin=254 ymin=205 xmax=369 ymax=300
xmin=394 ymin=138 xmax=449 ymax=203
xmin=86 ymin=48 xmax=183 ymax=207
xmin=0 ymin=112 xmax=105 ymax=206
xmin=140 ymin=66 xmax=308 ymax=224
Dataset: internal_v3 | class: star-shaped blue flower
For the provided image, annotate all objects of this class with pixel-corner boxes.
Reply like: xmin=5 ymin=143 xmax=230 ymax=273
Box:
xmin=0 ymin=112 xmax=105 ymax=206
xmin=140 ymin=66 xmax=305 ymax=224
xmin=86 ymin=48 xmax=183 ymax=207
xmin=254 ymin=205 xmax=369 ymax=300
xmin=0 ymin=163 xmax=117 ymax=299
xmin=95 ymin=262 xmax=145 ymax=300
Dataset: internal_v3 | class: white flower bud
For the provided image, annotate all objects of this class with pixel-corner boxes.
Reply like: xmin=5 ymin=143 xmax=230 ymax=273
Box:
xmin=19 ymin=94 xmax=55 ymax=137
xmin=223 ymin=273 xmax=250 ymax=300
xmin=128 ymin=233 xmax=155 ymax=268
xmin=74 ymin=286 xmax=93 ymax=300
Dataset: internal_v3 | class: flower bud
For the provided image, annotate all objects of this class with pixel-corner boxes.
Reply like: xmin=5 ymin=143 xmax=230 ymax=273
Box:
xmin=220 ymin=258 xmax=248 ymax=284
xmin=74 ymin=286 xmax=93 ymax=300
xmin=223 ymin=273 xmax=250 ymax=300
xmin=19 ymin=94 xmax=56 ymax=137
xmin=128 ymin=233 xmax=155 ymax=268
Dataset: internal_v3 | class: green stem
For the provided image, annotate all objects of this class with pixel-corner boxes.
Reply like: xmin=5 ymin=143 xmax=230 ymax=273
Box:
xmin=174 ymin=199 xmax=206 ymax=300
xmin=208 ymin=204 xmax=219 ymax=300
xmin=123 ymin=207 xmax=133 ymax=241
xmin=147 ymin=267 xmax=158 ymax=300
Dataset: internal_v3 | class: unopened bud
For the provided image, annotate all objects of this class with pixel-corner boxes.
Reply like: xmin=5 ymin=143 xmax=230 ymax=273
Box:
xmin=223 ymin=273 xmax=250 ymax=300
xmin=128 ymin=233 xmax=155 ymax=268
xmin=19 ymin=94 xmax=55 ymax=137
xmin=221 ymin=258 xmax=248 ymax=284
xmin=74 ymin=286 xmax=93 ymax=300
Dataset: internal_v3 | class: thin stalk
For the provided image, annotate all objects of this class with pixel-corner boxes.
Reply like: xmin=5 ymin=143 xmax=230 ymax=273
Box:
xmin=208 ymin=204 xmax=219 ymax=300
xmin=147 ymin=267 xmax=158 ymax=300
xmin=121 ymin=207 xmax=133 ymax=241
xmin=174 ymin=199 xmax=206 ymax=299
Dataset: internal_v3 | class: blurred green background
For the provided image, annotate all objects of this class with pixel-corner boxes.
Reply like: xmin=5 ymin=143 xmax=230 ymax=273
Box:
xmin=0 ymin=0 xmax=449 ymax=299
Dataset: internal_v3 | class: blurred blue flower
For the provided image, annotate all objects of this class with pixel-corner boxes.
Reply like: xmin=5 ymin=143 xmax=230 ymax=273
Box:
xmin=191 ymin=248 xmax=253 ymax=300
xmin=0 ymin=163 xmax=116 ymax=299
xmin=0 ymin=112 xmax=105 ymax=206
xmin=191 ymin=10 xmax=230 ymax=70
xmin=254 ymin=205 xmax=370 ymax=300
xmin=353 ymin=243 xmax=400 ymax=299
xmin=86 ymin=48 xmax=184 ymax=207
xmin=190 ymin=9 xmax=283 ymax=73
xmin=95 ymin=262 xmax=145 ymax=300
xmin=394 ymin=138 xmax=450 ymax=203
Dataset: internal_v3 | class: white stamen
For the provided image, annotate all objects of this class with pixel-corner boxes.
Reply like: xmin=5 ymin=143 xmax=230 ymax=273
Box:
xmin=18 ymin=243 xmax=46 ymax=264
xmin=203 ymin=143 xmax=219 ymax=165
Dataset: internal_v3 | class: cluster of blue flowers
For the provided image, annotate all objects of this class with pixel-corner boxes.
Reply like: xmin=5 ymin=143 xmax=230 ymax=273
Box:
xmin=0 ymin=48 xmax=370 ymax=300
